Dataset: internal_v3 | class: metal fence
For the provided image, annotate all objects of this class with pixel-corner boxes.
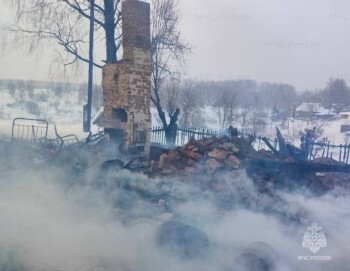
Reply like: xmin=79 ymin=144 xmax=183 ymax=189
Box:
xmin=310 ymin=141 xmax=350 ymax=164
xmin=151 ymin=126 xmax=275 ymax=151
xmin=151 ymin=126 xmax=229 ymax=146
xmin=151 ymin=126 xmax=350 ymax=164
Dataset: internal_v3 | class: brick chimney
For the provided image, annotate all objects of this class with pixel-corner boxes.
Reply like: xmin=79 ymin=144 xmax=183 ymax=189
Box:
xmin=101 ymin=0 xmax=151 ymax=157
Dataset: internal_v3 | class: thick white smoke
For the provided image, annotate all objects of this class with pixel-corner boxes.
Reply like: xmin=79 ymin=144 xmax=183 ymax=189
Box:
xmin=0 ymin=162 xmax=349 ymax=271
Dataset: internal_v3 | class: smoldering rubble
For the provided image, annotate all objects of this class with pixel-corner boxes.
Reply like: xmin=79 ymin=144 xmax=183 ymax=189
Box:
xmin=0 ymin=136 xmax=350 ymax=271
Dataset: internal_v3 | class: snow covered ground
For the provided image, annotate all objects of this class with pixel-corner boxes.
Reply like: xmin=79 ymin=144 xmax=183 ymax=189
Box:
xmin=0 ymin=88 xmax=100 ymax=140
xmin=264 ymin=118 xmax=350 ymax=145
xmin=0 ymin=87 xmax=350 ymax=147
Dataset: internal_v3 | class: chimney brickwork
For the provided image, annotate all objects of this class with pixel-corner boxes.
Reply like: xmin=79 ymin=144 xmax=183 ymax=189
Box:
xmin=102 ymin=0 xmax=151 ymax=157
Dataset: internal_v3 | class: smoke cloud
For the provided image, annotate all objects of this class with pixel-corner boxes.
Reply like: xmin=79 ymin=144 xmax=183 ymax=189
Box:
xmin=0 ymin=156 xmax=349 ymax=271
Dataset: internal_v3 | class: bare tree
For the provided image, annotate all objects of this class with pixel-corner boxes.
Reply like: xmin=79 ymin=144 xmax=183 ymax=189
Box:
xmin=164 ymin=80 xmax=180 ymax=118
xmin=151 ymin=0 xmax=191 ymax=144
xmin=322 ymin=78 xmax=350 ymax=110
xmin=238 ymin=108 xmax=252 ymax=133
xmin=179 ymin=82 xmax=200 ymax=127
xmin=214 ymin=90 xmax=238 ymax=129
xmin=3 ymin=0 xmax=122 ymax=69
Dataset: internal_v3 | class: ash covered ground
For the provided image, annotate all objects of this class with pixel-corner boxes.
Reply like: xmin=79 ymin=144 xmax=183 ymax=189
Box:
xmin=0 ymin=138 xmax=349 ymax=271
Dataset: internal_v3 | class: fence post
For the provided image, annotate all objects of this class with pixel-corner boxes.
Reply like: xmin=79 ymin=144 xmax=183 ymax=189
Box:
xmin=228 ymin=126 xmax=238 ymax=139
xmin=321 ymin=146 xmax=325 ymax=158
xmin=326 ymin=142 xmax=330 ymax=158
xmin=308 ymin=141 xmax=314 ymax=160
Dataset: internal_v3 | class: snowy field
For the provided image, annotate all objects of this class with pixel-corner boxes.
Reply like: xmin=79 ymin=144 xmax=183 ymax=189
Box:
xmin=0 ymin=87 xmax=350 ymax=148
xmin=0 ymin=88 xmax=99 ymax=140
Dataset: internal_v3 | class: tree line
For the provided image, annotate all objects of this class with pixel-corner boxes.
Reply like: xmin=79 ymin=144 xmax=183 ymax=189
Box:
xmin=162 ymin=77 xmax=350 ymax=132
xmin=1 ymin=77 xmax=350 ymax=134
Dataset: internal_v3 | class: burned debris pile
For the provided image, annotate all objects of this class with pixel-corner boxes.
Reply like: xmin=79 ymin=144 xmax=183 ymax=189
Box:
xmin=7 ymin=116 xmax=350 ymax=197
xmin=6 ymin=114 xmax=350 ymax=199
xmin=155 ymin=135 xmax=258 ymax=176
xmin=147 ymin=133 xmax=350 ymax=195
xmin=98 ymin=135 xmax=308 ymax=227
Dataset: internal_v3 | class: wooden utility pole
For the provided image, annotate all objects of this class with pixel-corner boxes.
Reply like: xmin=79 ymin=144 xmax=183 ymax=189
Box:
xmin=84 ymin=0 xmax=95 ymax=132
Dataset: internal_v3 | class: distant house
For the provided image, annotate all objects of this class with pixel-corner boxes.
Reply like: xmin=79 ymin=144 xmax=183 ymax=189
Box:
xmin=340 ymin=125 xmax=350 ymax=133
xmin=296 ymin=103 xmax=332 ymax=119
xmin=339 ymin=111 xmax=350 ymax=119
xmin=339 ymin=111 xmax=350 ymax=133
xmin=254 ymin=119 xmax=267 ymax=132
xmin=332 ymin=103 xmax=348 ymax=114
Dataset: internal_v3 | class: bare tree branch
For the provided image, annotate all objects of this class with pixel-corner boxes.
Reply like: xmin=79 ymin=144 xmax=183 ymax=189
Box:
xmin=2 ymin=0 xmax=122 ymax=69
xmin=60 ymin=0 xmax=104 ymax=27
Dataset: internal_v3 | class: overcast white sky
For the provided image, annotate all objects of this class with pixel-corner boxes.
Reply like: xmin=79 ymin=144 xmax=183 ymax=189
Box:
xmin=1 ymin=0 xmax=350 ymax=90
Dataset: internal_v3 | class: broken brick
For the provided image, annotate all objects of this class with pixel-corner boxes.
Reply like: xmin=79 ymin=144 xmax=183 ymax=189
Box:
xmin=225 ymin=155 xmax=241 ymax=169
xmin=208 ymin=148 xmax=228 ymax=160
xmin=206 ymin=159 xmax=221 ymax=173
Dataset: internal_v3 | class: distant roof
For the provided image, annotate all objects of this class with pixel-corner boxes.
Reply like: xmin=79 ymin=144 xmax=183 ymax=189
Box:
xmin=255 ymin=119 xmax=267 ymax=125
xmin=296 ymin=103 xmax=329 ymax=115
